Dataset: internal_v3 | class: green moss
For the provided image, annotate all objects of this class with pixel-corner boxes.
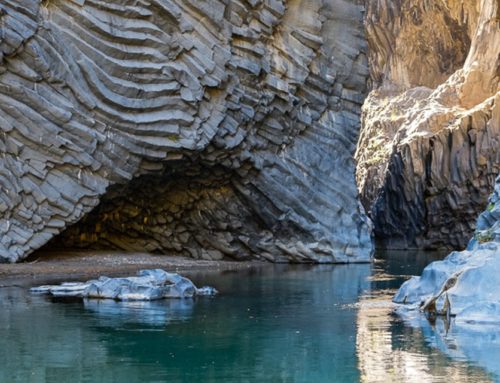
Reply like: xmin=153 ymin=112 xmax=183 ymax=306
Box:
xmin=475 ymin=229 xmax=494 ymax=244
xmin=167 ymin=134 xmax=179 ymax=142
xmin=363 ymin=137 xmax=391 ymax=167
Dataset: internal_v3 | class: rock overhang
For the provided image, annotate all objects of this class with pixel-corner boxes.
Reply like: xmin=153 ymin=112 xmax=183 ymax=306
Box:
xmin=0 ymin=0 xmax=374 ymax=263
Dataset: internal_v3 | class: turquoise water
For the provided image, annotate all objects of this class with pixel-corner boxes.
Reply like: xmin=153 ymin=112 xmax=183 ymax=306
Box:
xmin=0 ymin=251 xmax=499 ymax=382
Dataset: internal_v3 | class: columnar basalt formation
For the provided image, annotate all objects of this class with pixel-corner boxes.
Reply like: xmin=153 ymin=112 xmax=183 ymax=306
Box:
xmin=0 ymin=0 xmax=373 ymax=263
xmin=356 ymin=0 xmax=500 ymax=249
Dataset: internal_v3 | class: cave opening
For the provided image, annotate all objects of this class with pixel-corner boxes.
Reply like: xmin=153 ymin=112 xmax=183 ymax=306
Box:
xmin=41 ymin=163 xmax=256 ymax=261
xmin=39 ymin=159 xmax=314 ymax=263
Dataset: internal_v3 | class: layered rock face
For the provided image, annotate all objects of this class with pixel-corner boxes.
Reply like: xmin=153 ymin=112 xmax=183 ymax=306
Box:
xmin=0 ymin=0 xmax=373 ymax=263
xmin=356 ymin=0 xmax=500 ymax=249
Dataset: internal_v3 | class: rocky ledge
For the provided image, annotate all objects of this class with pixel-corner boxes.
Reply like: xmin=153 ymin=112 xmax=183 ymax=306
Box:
xmin=394 ymin=174 xmax=500 ymax=323
xmin=0 ymin=0 xmax=373 ymax=263
xmin=31 ymin=269 xmax=217 ymax=301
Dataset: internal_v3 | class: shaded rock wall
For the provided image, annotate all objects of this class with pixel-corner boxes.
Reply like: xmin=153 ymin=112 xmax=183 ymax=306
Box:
xmin=356 ymin=0 xmax=500 ymax=249
xmin=0 ymin=0 xmax=373 ymax=263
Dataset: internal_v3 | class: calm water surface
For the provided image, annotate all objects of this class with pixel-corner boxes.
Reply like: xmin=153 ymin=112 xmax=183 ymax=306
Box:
xmin=1 ymin=251 xmax=499 ymax=382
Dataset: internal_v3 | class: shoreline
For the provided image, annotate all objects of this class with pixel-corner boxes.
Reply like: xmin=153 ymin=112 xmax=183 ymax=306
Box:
xmin=0 ymin=249 xmax=450 ymax=288
xmin=0 ymin=250 xmax=267 ymax=288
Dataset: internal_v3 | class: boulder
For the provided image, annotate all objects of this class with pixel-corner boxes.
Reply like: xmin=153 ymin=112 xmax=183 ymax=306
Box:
xmin=394 ymin=175 xmax=500 ymax=323
xmin=30 ymin=269 xmax=217 ymax=301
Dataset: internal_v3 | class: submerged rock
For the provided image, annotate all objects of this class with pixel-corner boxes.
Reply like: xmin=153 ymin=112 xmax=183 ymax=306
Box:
xmin=394 ymin=175 xmax=500 ymax=323
xmin=30 ymin=269 xmax=217 ymax=301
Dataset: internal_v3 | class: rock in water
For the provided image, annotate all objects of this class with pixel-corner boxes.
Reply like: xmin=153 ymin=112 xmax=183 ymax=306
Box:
xmin=357 ymin=0 xmax=500 ymax=249
xmin=394 ymin=175 xmax=500 ymax=324
xmin=30 ymin=269 xmax=217 ymax=301
xmin=0 ymin=0 xmax=373 ymax=263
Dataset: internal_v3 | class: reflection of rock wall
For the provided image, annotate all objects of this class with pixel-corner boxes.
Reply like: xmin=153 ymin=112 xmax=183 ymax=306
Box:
xmin=0 ymin=288 xmax=110 ymax=382
xmin=1 ymin=265 xmax=373 ymax=382
xmin=357 ymin=0 xmax=500 ymax=249
xmin=355 ymin=293 xmax=495 ymax=382
xmin=0 ymin=1 xmax=373 ymax=262
xmin=0 ymin=287 xmax=195 ymax=382
xmin=397 ymin=313 xmax=500 ymax=381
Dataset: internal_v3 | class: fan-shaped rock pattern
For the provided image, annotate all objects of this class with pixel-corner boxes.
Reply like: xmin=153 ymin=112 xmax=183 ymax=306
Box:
xmin=356 ymin=0 xmax=500 ymax=249
xmin=0 ymin=0 xmax=373 ymax=263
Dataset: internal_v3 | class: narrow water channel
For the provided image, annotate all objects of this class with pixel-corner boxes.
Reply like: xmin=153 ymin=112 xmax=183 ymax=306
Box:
xmin=1 ymin=251 xmax=498 ymax=382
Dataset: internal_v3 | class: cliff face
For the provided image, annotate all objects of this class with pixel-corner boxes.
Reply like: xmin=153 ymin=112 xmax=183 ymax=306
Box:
xmin=0 ymin=0 xmax=373 ymax=263
xmin=357 ymin=0 xmax=500 ymax=249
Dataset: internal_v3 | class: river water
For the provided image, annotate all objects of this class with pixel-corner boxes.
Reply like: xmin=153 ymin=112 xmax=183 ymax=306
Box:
xmin=1 ymin=251 xmax=499 ymax=382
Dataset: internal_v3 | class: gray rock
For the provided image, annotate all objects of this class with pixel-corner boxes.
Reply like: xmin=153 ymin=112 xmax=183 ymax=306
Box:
xmin=357 ymin=0 xmax=500 ymax=250
xmin=30 ymin=269 xmax=217 ymax=301
xmin=394 ymin=175 xmax=500 ymax=323
xmin=0 ymin=0 xmax=373 ymax=263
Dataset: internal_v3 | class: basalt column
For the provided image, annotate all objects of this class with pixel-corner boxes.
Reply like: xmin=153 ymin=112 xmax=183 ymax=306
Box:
xmin=357 ymin=0 xmax=500 ymax=250
xmin=0 ymin=0 xmax=373 ymax=263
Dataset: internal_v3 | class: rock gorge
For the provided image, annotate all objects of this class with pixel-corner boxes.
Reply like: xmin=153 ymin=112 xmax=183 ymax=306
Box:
xmin=357 ymin=0 xmax=500 ymax=250
xmin=0 ymin=0 xmax=498 ymax=264
xmin=0 ymin=0 xmax=372 ymax=263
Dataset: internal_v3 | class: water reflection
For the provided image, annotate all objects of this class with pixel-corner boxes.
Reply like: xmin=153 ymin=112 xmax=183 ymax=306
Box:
xmin=0 ymin=254 xmax=499 ymax=382
xmin=83 ymin=299 xmax=195 ymax=327
xmin=397 ymin=309 xmax=500 ymax=380
xmin=0 ymin=288 xmax=111 ymax=382
xmin=0 ymin=264 xmax=372 ymax=383
xmin=356 ymin=254 xmax=498 ymax=382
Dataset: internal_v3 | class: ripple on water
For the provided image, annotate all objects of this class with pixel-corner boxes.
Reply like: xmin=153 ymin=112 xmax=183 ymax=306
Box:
xmin=0 ymin=252 xmax=498 ymax=382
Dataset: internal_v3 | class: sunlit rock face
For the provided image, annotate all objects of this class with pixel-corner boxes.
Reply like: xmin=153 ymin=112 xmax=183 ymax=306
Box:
xmin=357 ymin=0 xmax=500 ymax=249
xmin=0 ymin=0 xmax=373 ymax=263
xmin=395 ymin=174 xmax=500 ymax=323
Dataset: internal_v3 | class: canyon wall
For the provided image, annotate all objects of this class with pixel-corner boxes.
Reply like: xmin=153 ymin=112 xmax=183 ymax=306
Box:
xmin=0 ymin=0 xmax=373 ymax=263
xmin=357 ymin=0 xmax=500 ymax=249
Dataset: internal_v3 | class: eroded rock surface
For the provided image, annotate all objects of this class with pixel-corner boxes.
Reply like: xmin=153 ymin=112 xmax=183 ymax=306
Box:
xmin=0 ymin=0 xmax=373 ymax=263
xmin=31 ymin=269 xmax=217 ymax=300
xmin=357 ymin=0 xmax=500 ymax=249
xmin=394 ymin=174 xmax=500 ymax=323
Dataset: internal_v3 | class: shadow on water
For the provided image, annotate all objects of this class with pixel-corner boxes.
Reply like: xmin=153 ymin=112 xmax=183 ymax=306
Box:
xmin=0 ymin=251 xmax=499 ymax=382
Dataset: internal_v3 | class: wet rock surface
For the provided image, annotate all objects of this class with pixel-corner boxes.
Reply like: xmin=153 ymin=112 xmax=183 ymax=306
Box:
xmin=31 ymin=269 xmax=217 ymax=301
xmin=357 ymin=0 xmax=500 ymax=249
xmin=394 ymin=175 xmax=500 ymax=323
xmin=0 ymin=0 xmax=372 ymax=263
